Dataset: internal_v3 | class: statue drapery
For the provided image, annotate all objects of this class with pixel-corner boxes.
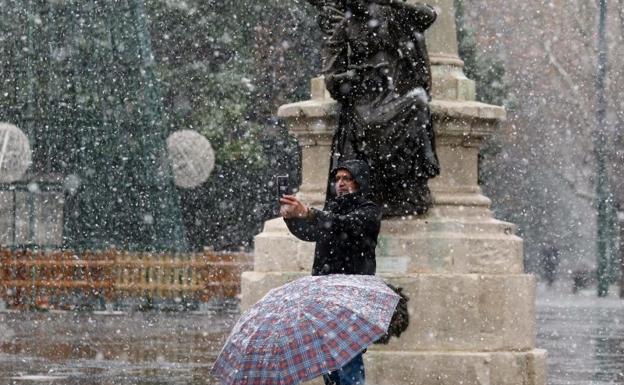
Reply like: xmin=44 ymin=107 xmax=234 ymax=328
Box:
xmin=308 ymin=0 xmax=440 ymax=217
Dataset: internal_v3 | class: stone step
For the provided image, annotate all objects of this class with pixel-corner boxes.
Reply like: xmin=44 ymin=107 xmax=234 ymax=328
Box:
xmin=381 ymin=217 xmax=516 ymax=235
xmin=376 ymin=230 xmax=523 ymax=274
xmin=365 ymin=350 xmax=547 ymax=385
xmin=303 ymin=350 xmax=546 ymax=385
xmin=254 ymin=218 xmax=524 ymax=275
xmin=241 ymin=272 xmax=536 ymax=352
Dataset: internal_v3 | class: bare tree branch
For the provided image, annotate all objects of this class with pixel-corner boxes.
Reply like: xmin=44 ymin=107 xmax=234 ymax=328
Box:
xmin=570 ymin=0 xmax=596 ymax=52
xmin=545 ymin=168 xmax=596 ymax=203
xmin=542 ymin=40 xmax=593 ymax=127
xmin=619 ymin=0 xmax=624 ymax=38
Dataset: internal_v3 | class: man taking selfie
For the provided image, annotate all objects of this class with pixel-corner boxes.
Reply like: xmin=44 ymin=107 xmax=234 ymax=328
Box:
xmin=279 ymin=159 xmax=382 ymax=385
xmin=279 ymin=159 xmax=381 ymax=276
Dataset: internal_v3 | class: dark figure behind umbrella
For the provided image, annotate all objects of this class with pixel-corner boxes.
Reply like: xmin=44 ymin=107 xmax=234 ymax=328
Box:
xmin=307 ymin=0 xmax=440 ymax=217
xmin=375 ymin=283 xmax=409 ymax=344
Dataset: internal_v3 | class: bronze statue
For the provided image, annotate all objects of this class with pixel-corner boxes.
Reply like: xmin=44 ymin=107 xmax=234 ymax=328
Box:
xmin=307 ymin=0 xmax=440 ymax=217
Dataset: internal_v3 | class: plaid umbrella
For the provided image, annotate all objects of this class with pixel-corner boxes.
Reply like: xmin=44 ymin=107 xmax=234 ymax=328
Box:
xmin=211 ymin=274 xmax=399 ymax=385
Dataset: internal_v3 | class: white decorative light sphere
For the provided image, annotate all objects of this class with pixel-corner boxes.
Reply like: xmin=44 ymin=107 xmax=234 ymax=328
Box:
xmin=166 ymin=129 xmax=215 ymax=189
xmin=0 ymin=123 xmax=32 ymax=183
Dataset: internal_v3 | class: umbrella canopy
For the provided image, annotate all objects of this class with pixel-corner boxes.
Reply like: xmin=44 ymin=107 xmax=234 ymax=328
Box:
xmin=211 ymin=274 xmax=399 ymax=385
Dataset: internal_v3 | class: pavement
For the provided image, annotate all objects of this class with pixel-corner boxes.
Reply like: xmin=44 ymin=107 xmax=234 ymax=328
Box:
xmin=0 ymin=282 xmax=622 ymax=384
xmin=536 ymin=282 xmax=624 ymax=385
xmin=0 ymin=309 xmax=237 ymax=385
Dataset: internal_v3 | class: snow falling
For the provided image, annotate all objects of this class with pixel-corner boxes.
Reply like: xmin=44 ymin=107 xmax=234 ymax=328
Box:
xmin=0 ymin=0 xmax=623 ymax=384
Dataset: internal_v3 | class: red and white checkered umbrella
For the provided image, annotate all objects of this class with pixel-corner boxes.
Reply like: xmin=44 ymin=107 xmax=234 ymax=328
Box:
xmin=211 ymin=274 xmax=399 ymax=385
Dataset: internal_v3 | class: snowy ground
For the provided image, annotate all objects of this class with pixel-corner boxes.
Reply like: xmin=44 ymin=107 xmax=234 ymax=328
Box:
xmin=0 ymin=310 xmax=237 ymax=385
xmin=536 ymin=282 xmax=624 ymax=385
xmin=0 ymin=282 xmax=622 ymax=384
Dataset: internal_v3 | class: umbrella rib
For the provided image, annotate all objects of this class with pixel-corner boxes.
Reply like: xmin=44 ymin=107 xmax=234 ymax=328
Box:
xmin=313 ymin=294 xmax=399 ymax=330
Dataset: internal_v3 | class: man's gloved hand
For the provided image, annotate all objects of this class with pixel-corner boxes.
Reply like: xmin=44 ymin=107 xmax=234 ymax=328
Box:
xmin=279 ymin=195 xmax=310 ymax=219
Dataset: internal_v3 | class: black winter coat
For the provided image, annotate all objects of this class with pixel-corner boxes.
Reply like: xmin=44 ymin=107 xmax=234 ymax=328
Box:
xmin=285 ymin=191 xmax=381 ymax=276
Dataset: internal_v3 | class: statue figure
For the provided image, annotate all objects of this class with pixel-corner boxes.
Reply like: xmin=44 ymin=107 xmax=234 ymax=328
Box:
xmin=307 ymin=0 xmax=440 ymax=217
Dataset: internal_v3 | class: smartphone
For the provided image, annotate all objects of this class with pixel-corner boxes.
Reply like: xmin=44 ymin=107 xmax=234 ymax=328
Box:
xmin=276 ymin=175 xmax=290 ymax=198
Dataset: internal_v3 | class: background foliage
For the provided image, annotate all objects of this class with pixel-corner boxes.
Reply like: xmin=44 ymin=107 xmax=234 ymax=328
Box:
xmin=0 ymin=0 xmax=321 ymax=251
xmin=146 ymin=0 xmax=320 ymax=250
xmin=3 ymin=0 xmax=620 ymax=282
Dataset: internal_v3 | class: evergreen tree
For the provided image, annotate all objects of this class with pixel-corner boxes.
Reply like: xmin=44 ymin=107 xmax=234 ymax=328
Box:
xmin=454 ymin=0 xmax=511 ymax=189
xmin=1 ymin=0 xmax=320 ymax=251
xmin=454 ymin=0 xmax=511 ymax=108
xmin=0 ymin=1 xmax=187 ymax=251
xmin=146 ymin=0 xmax=317 ymax=250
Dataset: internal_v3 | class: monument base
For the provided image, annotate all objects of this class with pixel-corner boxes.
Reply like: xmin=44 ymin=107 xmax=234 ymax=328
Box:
xmin=241 ymin=212 xmax=544 ymax=385
xmin=299 ymin=350 xmax=548 ymax=385
xmin=252 ymin=218 xmax=315 ymax=273
xmin=364 ymin=350 xmax=547 ymax=385
xmin=241 ymin=272 xmax=547 ymax=385
xmin=242 ymin=271 xmax=536 ymax=351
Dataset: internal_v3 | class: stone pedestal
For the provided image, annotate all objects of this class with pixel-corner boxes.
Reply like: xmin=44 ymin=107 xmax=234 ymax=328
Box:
xmin=242 ymin=1 xmax=546 ymax=383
